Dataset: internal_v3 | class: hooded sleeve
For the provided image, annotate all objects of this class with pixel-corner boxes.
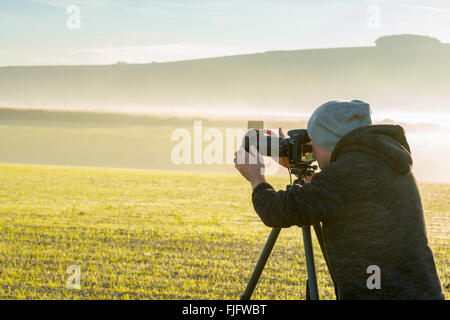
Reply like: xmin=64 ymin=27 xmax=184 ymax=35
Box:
xmin=251 ymin=170 xmax=345 ymax=228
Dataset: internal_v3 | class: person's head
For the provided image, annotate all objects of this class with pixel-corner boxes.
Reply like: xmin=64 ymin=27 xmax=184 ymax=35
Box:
xmin=307 ymin=99 xmax=372 ymax=169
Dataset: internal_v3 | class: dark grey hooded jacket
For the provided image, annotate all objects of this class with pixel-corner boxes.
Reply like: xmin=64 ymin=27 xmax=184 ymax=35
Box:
xmin=252 ymin=124 xmax=444 ymax=299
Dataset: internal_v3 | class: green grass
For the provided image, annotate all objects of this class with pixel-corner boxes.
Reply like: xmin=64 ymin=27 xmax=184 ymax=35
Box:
xmin=0 ymin=163 xmax=448 ymax=299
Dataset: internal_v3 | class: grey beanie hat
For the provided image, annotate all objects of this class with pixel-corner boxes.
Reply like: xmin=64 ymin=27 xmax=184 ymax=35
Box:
xmin=307 ymin=100 xmax=372 ymax=152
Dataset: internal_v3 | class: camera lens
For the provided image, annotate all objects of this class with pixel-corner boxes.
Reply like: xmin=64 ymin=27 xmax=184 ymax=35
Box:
xmin=243 ymin=129 xmax=284 ymax=158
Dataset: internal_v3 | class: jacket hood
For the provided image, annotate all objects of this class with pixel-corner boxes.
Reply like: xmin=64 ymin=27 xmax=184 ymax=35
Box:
xmin=330 ymin=124 xmax=413 ymax=175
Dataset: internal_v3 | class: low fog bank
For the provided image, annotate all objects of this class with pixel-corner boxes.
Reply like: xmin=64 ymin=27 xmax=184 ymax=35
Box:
xmin=404 ymin=132 xmax=450 ymax=184
xmin=0 ymin=107 xmax=448 ymax=184
xmin=373 ymin=115 xmax=450 ymax=184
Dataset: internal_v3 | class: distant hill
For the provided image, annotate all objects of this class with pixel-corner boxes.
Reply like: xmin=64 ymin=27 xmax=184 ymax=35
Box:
xmin=0 ymin=107 xmax=306 ymax=130
xmin=0 ymin=34 xmax=449 ymax=116
xmin=375 ymin=34 xmax=443 ymax=48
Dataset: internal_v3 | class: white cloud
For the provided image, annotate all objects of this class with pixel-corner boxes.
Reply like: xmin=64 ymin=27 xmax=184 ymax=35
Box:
xmin=28 ymin=0 xmax=112 ymax=10
xmin=397 ymin=3 xmax=449 ymax=13
xmin=28 ymin=0 xmax=67 ymax=9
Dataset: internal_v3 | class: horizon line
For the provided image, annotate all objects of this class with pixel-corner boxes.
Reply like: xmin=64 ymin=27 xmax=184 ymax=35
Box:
xmin=1 ymin=37 xmax=448 ymax=69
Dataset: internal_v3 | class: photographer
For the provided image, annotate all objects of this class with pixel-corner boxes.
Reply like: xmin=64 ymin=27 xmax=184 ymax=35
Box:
xmin=234 ymin=100 xmax=444 ymax=300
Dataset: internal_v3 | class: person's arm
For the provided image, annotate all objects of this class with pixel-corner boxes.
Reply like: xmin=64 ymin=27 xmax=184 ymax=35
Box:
xmin=234 ymin=146 xmax=345 ymax=227
xmin=251 ymin=172 xmax=344 ymax=228
xmin=250 ymin=176 xmax=266 ymax=190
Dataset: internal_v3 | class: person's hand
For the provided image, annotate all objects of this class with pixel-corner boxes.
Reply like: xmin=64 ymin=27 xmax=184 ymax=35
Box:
xmin=234 ymin=145 xmax=266 ymax=189
xmin=263 ymin=128 xmax=290 ymax=168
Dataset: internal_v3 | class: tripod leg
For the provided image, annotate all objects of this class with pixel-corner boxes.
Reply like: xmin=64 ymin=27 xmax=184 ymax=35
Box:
xmin=302 ymin=226 xmax=319 ymax=300
xmin=306 ymin=279 xmax=310 ymax=300
xmin=240 ymin=228 xmax=281 ymax=300
xmin=313 ymin=223 xmax=340 ymax=299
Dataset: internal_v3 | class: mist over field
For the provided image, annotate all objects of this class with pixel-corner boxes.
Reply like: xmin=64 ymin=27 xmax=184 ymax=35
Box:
xmin=0 ymin=35 xmax=449 ymax=183
xmin=0 ymin=106 xmax=449 ymax=184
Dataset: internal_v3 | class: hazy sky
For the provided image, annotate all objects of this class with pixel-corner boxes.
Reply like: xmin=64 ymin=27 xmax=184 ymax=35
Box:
xmin=1 ymin=0 xmax=450 ymax=66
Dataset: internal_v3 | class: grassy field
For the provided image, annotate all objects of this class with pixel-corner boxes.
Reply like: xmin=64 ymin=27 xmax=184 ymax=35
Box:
xmin=0 ymin=163 xmax=448 ymax=299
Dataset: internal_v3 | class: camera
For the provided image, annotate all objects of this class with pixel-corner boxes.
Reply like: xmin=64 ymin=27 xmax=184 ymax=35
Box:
xmin=243 ymin=127 xmax=316 ymax=171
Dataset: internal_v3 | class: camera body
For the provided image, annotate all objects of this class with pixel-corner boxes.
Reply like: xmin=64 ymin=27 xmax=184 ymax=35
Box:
xmin=279 ymin=129 xmax=313 ymax=166
xmin=243 ymin=128 xmax=316 ymax=171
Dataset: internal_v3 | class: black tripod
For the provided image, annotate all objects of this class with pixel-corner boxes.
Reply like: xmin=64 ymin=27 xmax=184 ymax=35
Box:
xmin=240 ymin=164 xmax=337 ymax=300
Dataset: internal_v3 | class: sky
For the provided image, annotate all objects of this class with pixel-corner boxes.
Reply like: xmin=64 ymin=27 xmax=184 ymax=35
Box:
xmin=1 ymin=0 xmax=450 ymax=66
